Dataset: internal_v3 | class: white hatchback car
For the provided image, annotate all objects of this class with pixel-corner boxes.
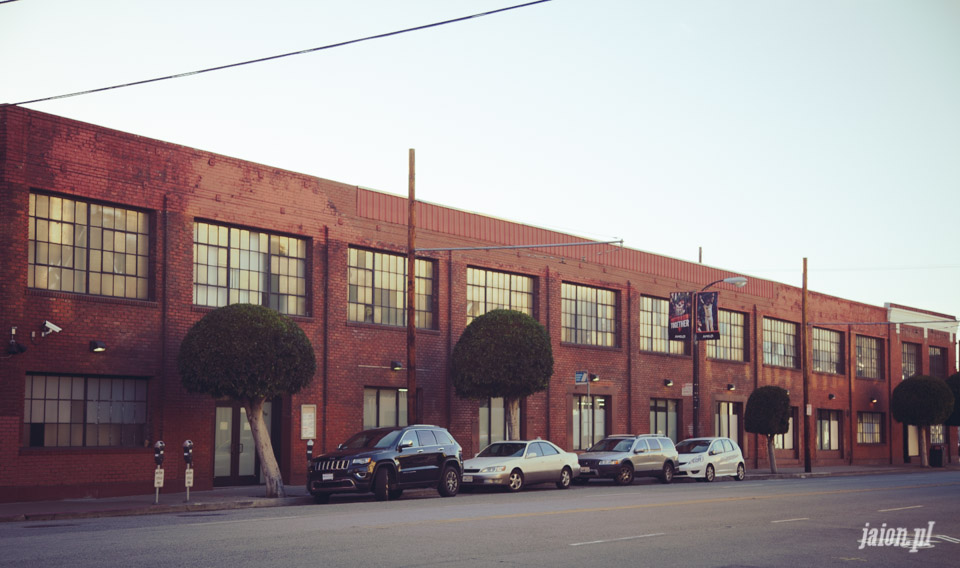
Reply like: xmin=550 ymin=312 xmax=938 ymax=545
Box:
xmin=675 ymin=437 xmax=746 ymax=482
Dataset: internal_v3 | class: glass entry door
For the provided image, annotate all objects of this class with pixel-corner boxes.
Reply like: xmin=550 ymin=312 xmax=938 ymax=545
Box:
xmin=214 ymin=401 xmax=274 ymax=486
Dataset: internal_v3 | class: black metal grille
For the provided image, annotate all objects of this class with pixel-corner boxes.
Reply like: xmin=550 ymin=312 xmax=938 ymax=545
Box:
xmin=316 ymin=459 xmax=349 ymax=471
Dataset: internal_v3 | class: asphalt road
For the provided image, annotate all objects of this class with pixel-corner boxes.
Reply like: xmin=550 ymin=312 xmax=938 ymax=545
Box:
xmin=2 ymin=472 xmax=958 ymax=568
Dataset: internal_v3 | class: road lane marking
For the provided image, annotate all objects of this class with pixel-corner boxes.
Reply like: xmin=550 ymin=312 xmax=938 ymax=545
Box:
xmin=878 ymin=505 xmax=922 ymax=512
xmin=771 ymin=518 xmax=809 ymax=523
xmin=571 ymin=533 xmax=665 ymax=546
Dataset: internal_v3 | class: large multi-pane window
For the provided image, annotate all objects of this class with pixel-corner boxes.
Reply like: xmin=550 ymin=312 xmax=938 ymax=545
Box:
xmin=29 ymin=192 xmax=150 ymax=299
xmin=649 ymin=398 xmax=678 ymax=442
xmin=561 ymin=283 xmax=617 ymax=347
xmin=705 ymin=309 xmax=746 ymax=361
xmin=774 ymin=409 xmax=796 ymax=450
xmin=929 ymin=346 xmax=947 ymax=378
xmin=573 ymin=395 xmax=606 ymax=450
xmin=348 ymin=248 xmax=435 ymax=329
xmin=23 ymin=374 xmax=147 ymax=448
xmin=639 ymin=296 xmax=685 ymax=355
xmin=816 ymin=409 xmax=841 ymax=451
xmin=857 ymin=412 xmax=883 ymax=444
xmin=812 ymin=328 xmax=843 ymax=374
xmin=856 ymin=336 xmax=882 ymax=379
xmin=466 ymin=268 xmax=534 ymax=324
xmin=193 ymin=222 xmax=307 ymax=315
xmin=479 ymin=397 xmax=522 ymax=449
xmin=363 ymin=387 xmax=408 ymax=430
xmin=763 ymin=318 xmax=799 ymax=368
xmin=902 ymin=342 xmax=920 ymax=380
xmin=715 ymin=402 xmax=742 ymax=447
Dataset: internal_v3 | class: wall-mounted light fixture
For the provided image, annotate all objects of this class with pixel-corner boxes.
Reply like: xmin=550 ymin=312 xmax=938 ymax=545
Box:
xmin=664 ymin=379 xmax=674 ymax=387
xmin=589 ymin=373 xmax=600 ymax=383
xmin=89 ymin=341 xmax=107 ymax=353
xmin=390 ymin=360 xmax=403 ymax=371
xmin=870 ymin=398 xmax=878 ymax=405
xmin=6 ymin=327 xmax=27 ymax=355
xmin=726 ymin=383 xmax=736 ymax=391
xmin=828 ymin=393 xmax=836 ymax=400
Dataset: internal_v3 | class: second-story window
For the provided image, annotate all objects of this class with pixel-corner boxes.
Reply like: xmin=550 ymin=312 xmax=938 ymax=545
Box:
xmin=639 ymin=296 xmax=685 ymax=355
xmin=929 ymin=346 xmax=947 ymax=378
xmin=856 ymin=336 xmax=882 ymax=379
xmin=763 ymin=318 xmax=799 ymax=369
xmin=812 ymin=328 xmax=843 ymax=374
xmin=193 ymin=222 xmax=308 ymax=316
xmin=466 ymin=267 xmax=534 ymax=324
xmin=705 ymin=309 xmax=746 ymax=361
xmin=348 ymin=247 xmax=435 ymax=329
xmin=902 ymin=342 xmax=920 ymax=379
xmin=561 ymin=283 xmax=617 ymax=347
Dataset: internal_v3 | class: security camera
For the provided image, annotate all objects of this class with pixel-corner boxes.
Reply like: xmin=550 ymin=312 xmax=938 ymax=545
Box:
xmin=41 ymin=320 xmax=62 ymax=337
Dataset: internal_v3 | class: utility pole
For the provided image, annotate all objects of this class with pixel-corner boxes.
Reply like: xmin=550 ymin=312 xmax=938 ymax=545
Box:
xmin=802 ymin=257 xmax=812 ymax=473
xmin=406 ymin=149 xmax=417 ymax=425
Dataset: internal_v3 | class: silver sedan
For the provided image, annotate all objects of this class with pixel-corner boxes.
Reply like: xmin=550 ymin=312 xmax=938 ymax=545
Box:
xmin=462 ymin=439 xmax=580 ymax=492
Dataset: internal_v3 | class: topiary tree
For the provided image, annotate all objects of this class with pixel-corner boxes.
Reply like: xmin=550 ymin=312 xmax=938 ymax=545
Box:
xmin=178 ymin=304 xmax=316 ymax=497
xmin=451 ymin=309 xmax=553 ymax=443
xmin=945 ymin=373 xmax=960 ymax=428
xmin=744 ymin=385 xmax=791 ymax=473
xmin=891 ymin=375 xmax=954 ymax=467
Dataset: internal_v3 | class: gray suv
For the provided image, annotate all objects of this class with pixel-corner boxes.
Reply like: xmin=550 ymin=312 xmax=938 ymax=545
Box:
xmin=576 ymin=434 xmax=679 ymax=485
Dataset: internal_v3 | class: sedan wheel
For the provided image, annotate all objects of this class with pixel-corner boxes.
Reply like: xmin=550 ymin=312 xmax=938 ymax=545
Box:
xmin=734 ymin=463 xmax=745 ymax=481
xmin=704 ymin=464 xmax=716 ymax=483
xmin=660 ymin=462 xmax=675 ymax=484
xmin=507 ymin=469 xmax=524 ymax=492
xmin=614 ymin=464 xmax=634 ymax=486
xmin=556 ymin=467 xmax=572 ymax=489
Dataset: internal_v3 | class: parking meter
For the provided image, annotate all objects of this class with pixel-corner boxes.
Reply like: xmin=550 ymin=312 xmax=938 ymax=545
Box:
xmin=153 ymin=441 xmax=165 ymax=504
xmin=182 ymin=440 xmax=194 ymax=466
xmin=153 ymin=441 xmax=165 ymax=467
xmin=306 ymin=439 xmax=314 ymax=466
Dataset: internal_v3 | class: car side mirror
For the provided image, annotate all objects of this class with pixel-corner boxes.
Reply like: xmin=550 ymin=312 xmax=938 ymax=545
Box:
xmin=337 ymin=443 xmax=344 ymax=450
xmin=399 ymin=439 xmax=414 ymax=450
xmin=709 ymin=450 xmax=718 ymax=456
xmin=527 ymin=453 xmax=538 ymax=458
xmin=634 ymin=448 xmax=644 ymax=454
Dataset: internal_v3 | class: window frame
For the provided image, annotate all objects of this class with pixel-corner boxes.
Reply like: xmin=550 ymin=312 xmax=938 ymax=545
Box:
xmin=705 ymin=309 xmax=747 ymax=362
xmin=639 ymin=296 xmax=686 ymax=355
xmin=466 ymin=267 xmax=536 ymax=325
xmin=479 ymin=397 xmax=522 ymax=449
xmin=856 ymin=412 xmax=884 ymax=445
xmin=812 ymin=327 xmax=844 ymax=374
xmin=649 ymin=398 xmax=679 ymax=443
xmin=347 ymin=247 xmax=436 ymax=329
xmin=929 ymin=346 xmax=948 ymax=378
xmin=855 ymin=335 xmax=883 ymax=380
xmin=816 ymin=409 xmax=842 ymax=451
xmin=561 ymin=282 xmax=618 ymax=347
xmin=362 ymin=387 xmax=408 ymax=430
xmin=901 ymin=342 xmax=920 ymax=380
xmin=572 ymin=394 xmax=607 ymax=450
xmin=762 ymin=317 xmax=800 ymax=369
xmin=773 ymin=407 xmax=797 ymax=450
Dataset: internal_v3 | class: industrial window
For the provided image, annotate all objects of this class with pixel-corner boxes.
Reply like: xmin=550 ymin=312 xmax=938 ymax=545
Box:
xmin=28 ymin=192 xmax=150 ymax=299
xmin=649 ymin=398 xmax=679 ymax=442
xmin=929 ymin=346 xmax=947 ymax=378
xmin=715 ymin=401 xmax=742 ymax=448
xmin=773 ymin=409 xmax=796 ymax=450
xmin=812 ymin=328 xmax=844 ymax=374
xmin=479 ymin=397 xmax=522 ymax=449
xmin=706 ymin=309 xmax=746 ymax=361
xmin=762 ymin=318 xmax=799 ymax=369
xmin=193 ymin=221 xmax=307 ymax=316
xmin=573 ymin=395 xmax=607 ymax=450
xmin=857 ymin=412 xmax=884 ymax=445
xmin=362 ymin=387 xmax=408 ymax=430
xmin=348 ymin=247 xmax=435 ymax=329
xmin=466 ymin=268 xmax=534 ymax=325
xmin=23 ymin=375 xmax=147 ymax=448
xmin=639 ymin=296 xmax=685 ymax=355
xmin=816 ymin=409 xmax=842 ymax=451
xmin=856 ymin=336 xmax=882 ymax=379
xmin=901 ymin=342 xmax=920 ymax=380
xmin=561 ymin=283 xmax=617 ymax=347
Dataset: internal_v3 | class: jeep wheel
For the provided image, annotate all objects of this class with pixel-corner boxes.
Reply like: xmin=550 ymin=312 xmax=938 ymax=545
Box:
xmin=374 ymin=467 xmax=392 ymax=501
xmin=438 ymin=465 xmax=460 ymax=497
xmin=313 ymin=493 xmax=330 ymax=504
xmin=507 ymin=469 xmax=524 ymax=492
xmin=556 ymin=467 xmax=573 ymax=489
xmin=660 ymin=462 xmax=675 ymax=484
xmin=614 ymin=463 xmax=634 ymax=486
xmin=734 ymin=463 xmax=745 ymax=481
xmin=704 ymin=464 xmax=716 ymax=483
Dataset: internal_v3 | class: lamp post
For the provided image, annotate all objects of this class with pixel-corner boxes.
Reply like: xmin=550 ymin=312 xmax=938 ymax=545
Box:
xmin=588 ymin=374 xmax=599 ymax=446
xmin=692 ymin=276 xmax=747 ymax=438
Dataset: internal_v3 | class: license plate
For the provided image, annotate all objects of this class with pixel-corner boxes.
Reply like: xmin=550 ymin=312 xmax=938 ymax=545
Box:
xmin=322 ymin=473 xmax=333 ymax=481
xmin=579 ymin=467 xmax=590 ymax=474
xmin=462 ymin=475 xmax=473 ymax=483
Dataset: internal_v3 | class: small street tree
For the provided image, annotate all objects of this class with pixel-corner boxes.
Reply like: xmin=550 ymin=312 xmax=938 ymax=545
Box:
xmin=945 ymin=373 xmax=960 ymax=428
xmin=451 ymin=309 xmax=553 ymax=442
xmin=891 ymin=375 xmax=954 ymax=467
xmin=178 ymin=303 xmax=316 ymax=497
xmin=744 ymin=385 xmax=791 ymax=474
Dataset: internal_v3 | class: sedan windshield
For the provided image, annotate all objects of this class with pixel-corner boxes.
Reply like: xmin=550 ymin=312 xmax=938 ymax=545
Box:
xmin=340 ymin=429 xmax=402 ymax=449
xmin=587 ymin=438 xmax=634 ymax=452
xmin=478 ymin=443 xmax=527 ymax=458
xmin=676 ymin=440 xmax=711 ymax=454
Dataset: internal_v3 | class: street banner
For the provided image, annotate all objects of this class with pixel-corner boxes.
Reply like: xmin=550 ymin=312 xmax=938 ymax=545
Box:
xmin=669 ymin=292 xmax=692 ymax=341
xmin=696 ymin=291 xmax=720 ymax=340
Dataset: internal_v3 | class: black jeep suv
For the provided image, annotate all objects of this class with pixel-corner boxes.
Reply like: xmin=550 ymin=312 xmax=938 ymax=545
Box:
xmin=308 ymin=425 xmax=463 ymax=504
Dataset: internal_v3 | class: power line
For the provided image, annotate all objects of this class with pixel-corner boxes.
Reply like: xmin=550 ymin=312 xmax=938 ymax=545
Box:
xmin=11 ymin=0 xmax=553 ymax=106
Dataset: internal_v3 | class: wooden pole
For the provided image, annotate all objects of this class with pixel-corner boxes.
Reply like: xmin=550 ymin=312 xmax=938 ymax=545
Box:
xmin=802 ymin=257 xmax=812 ymax=472
xmin=406 ymin=149 xmax=417 ymax=425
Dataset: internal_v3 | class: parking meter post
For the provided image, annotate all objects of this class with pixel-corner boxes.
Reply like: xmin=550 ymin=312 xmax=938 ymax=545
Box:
xmin=307 ymin=439 xmax=314 ymax=467
xmin=153 ymin=441 xmax=165 ymax=505
xmin=182 ymin=440 xmax=194 ymax=502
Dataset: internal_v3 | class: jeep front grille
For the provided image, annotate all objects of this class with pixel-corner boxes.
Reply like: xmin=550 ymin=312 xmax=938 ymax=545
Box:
xmin=316 ymin=459 xmax=349 ymax=471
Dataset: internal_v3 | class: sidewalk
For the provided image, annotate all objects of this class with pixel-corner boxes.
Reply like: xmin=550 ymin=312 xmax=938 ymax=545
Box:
xmin=2 ymin=464 xmax=955 ymax=523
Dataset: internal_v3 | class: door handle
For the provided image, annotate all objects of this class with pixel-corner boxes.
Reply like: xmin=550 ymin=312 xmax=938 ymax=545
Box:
xmin=238 ymin=443 xmax=244 ymax=454
xmin=417 ymin=449 xmax=424 ymax=454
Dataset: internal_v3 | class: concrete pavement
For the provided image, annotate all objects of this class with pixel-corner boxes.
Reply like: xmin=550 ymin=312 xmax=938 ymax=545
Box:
xmin=2 ymin=463 xmax=955 ymax=523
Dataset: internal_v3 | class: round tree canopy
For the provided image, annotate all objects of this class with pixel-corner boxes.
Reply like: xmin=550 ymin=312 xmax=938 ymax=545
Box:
xmin=178 ymin=303 xmax=316 ymax=401
xmin=451 ymin=309 xmax=553 ymax=401
xmin=891 ymin=375 xmax=954 ymax=427
xmin=744 ymin=385 xmax=791 ymax=436
xmin=944 ymin=373 xmax=960 ymax=427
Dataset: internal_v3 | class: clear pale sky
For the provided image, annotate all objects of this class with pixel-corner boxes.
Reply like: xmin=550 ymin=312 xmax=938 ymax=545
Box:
xmin=3 ymin=1 xmax=958 ymax=335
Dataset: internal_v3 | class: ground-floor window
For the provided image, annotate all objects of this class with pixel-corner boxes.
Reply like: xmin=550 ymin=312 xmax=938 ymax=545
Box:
xmin=930 ymin=424 xmax=944 ymax=445
xmin=774 ymin=408 xmax=796 ymax=450
xmin=649 ymin=398 xmax=678 ymax=442
xmin=23 ymin=374 xmax=148 ymax=448
xmin=573 ymin=395 xmax=606 ymax=450
xmin=363 ymin=387 xmax=407 ymax=430
xmin=817 ymin=409 xmax=842 ymax=451
xmin=479 ymin=397 xmax=521 ymax=449
xmin=715 ymin=401 xmax=742 ymax=447
xmin=857 ymin=412 xmax=884 ymax=444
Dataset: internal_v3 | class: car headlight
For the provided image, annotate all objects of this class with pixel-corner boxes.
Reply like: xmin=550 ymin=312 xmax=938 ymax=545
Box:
xmin=480 ymin=465 xmax=506 ymax=473
xmin=689 ymin=455 xmax=703 ymax=464
xmin=352 ymin=457 xmax=371 ymax=466
xmin=599 ymin=459 xmax=620 ymax=465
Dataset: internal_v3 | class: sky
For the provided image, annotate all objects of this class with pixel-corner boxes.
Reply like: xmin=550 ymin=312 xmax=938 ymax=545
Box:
xmin=3 ymin=0 xmax=959 ymax=334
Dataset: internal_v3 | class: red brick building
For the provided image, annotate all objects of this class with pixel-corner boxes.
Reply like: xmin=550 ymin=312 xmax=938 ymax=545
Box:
xmin=1 ymin=106 xmax=956 ymax=502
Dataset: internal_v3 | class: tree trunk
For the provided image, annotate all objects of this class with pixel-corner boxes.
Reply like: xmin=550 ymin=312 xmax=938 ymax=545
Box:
xmin=244 ymin=398 xmax=285 ymax=498
xmin=766 ymin=434 xmax=779 ymax=474
xmin=919 ymin=424 xmax=929 ymax=468
xmin=505 ymin=397 xmax=521 ymax=441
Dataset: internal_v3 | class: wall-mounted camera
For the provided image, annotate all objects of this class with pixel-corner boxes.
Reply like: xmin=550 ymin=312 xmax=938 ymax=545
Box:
xmin=41 ymin=320 xmax=62 ymax=337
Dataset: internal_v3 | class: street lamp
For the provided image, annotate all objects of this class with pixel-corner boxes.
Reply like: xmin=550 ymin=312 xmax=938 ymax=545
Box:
xmin=692 ymin=276 xmax=747 ymax=437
